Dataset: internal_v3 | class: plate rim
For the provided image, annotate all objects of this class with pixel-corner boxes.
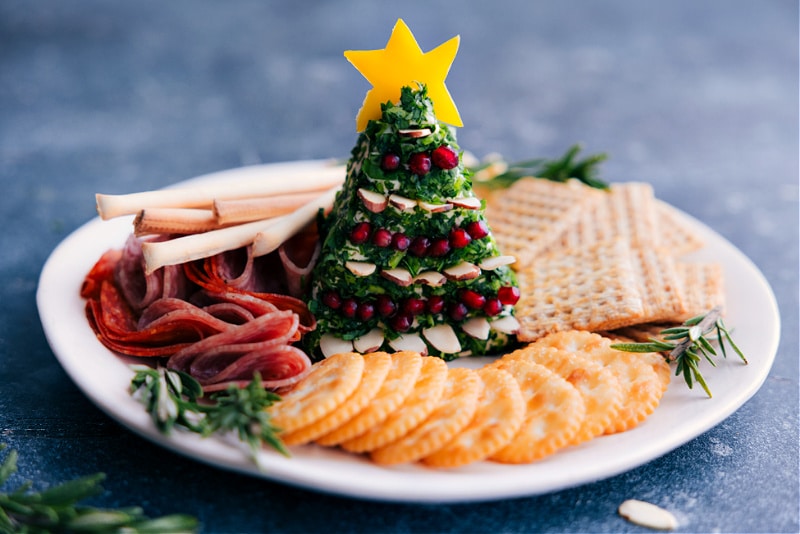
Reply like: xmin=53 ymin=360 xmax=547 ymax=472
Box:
xmin=36 ymin=159 xmax=781 ymax=503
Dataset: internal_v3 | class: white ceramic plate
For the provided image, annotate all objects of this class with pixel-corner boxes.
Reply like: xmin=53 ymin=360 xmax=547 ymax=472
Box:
xmin=37 ymin=160 xmax=780 ymax=503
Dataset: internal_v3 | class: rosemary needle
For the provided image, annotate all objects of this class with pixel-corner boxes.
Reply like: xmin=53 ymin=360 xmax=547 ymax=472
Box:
xmin=129 ymin=366 xmax=289 ymax=461
xmin=0 ymin=444 xmax=198 ymax=533
xmin=611 ymin=306 xmax=747 ymax=397
xmin=470 ymin=143 xmax=610 ymax=190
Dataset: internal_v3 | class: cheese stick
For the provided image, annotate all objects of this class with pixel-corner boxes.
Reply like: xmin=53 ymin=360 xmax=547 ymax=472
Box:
xmin=141 ymin=186 xmax=340 ymax=273
xmin=96 ymin=163 xmax=345 ymax=220
xmin=251 ymin=186 xmax=339 ymax=257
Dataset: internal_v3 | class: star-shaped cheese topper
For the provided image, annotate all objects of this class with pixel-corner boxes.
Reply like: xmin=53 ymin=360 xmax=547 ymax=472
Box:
xmin=344 ymin=19 xmax=462 ymax=132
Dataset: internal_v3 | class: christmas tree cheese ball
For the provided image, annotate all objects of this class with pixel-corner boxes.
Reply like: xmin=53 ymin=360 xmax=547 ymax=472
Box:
xmin=305 ymin=21 xmax=520 ymax=360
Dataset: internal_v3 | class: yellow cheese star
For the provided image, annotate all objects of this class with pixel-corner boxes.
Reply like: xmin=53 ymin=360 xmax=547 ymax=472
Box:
xmin=344 ymin=19 xmax=462 ymax=132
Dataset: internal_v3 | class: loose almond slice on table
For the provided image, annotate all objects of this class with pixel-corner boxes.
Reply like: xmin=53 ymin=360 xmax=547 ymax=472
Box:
xmin=316 ymin=351 xmax=422 ymax=446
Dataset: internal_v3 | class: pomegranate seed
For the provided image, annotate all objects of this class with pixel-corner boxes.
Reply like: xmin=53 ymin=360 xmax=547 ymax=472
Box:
xmin=350 ymin=222 xmax=372 ymax=244
xmin=426 ymin=295 xmax=445 ymax=314
xmin=459 ymin=289 xmax=486 ymax=310
xmin=357 ymin=301 xmax=375 ymax=321
xmin=391 ymin=232 xmax=411 ymax=251
xmin=428 ymin=237 xmax=451 ymax=257
xmin=448 ymin=302 xmax=468 ymax=321
xmin=466 ymin=220 xmax=489 ymax=240
xmin=449 ymin=227 xmax=472 ymax=249
xmin=341 ymin=298 xmax=358 ymax=318
xmin=390 ymin=313 xmax=413 ymax=332
xmin=409 ymin=236 xmax=430 ymax=257
xmin=322 ymin=290 xmax=342 ymax=310
xmin=376 ymin=295 xmax=397 ymax=318
xmin=381 ymin=153 xmax=401 ymax=171
xmin=408 ymin=152 xmax=431 ymax=175
xmin=372 ymin=228 xmax=392 ymax=247
xmin=498 ymin=286 xmax=521 ymax=305
xmin=483 ymin=297 xmax=503 ymax=316
xmin=432 ymin=145 xmax=459 ymax=170
xmin=401 ymin=297 xmax=426 ymax=316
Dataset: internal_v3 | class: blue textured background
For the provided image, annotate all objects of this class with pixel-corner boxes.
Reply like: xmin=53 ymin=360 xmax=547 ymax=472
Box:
xmin=1 ymin=1 xmax=797 ymax=532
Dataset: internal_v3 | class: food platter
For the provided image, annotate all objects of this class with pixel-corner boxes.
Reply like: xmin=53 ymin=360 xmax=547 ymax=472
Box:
xmin=37 ymin=160 xmax=780 ymax=503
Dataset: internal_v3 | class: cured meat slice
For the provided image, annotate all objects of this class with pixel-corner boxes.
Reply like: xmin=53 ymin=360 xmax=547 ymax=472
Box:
xmin=82 ymin=234 xmax=317 ymax=391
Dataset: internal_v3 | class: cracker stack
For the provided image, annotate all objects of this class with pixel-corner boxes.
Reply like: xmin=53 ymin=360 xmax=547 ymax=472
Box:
xmin=486 ymin=178 xmax=724 ymax=342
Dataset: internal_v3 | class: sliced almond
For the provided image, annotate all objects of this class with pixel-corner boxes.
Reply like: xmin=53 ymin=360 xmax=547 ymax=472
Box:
xmin=490 ymin=315 xmax=520 ymax=334
xmin=388 ymin=333 xmax=428 ymax=355
xmin=319 ymin=334 xmax=354 ymax=358
xmin=381 ymin=268 xmax=413 ymax=286
xmin=357 ymin=188 xmax=388 ymax=213
xmin=353 ymin=328 xmax=385 ymax=354
xmin=618 ymin=500 xmax=678 ymax=531
xmin=443 ymin=262 xmax=481 ymax=281
xmin=418 ymin=201 xmax=453 ymax=213
xmin=345 ymin=261 xmax=377 ymax=277
xmin=478 ymin=255 xmax=517 ymax=270
xmin=388 ymin=194 xmax=417 ymax=211
xmin=461 ymin=317 xmax=491 ymax=340
xmin=448 ymin=197 xmax=482 ymax=210
xmin=398 ymin=128 xmax=432 ymax=138
xmin=413 ymin=271 xmax=447 ymax=287
xmin=422 ymin=324 xmax=462 ymax=354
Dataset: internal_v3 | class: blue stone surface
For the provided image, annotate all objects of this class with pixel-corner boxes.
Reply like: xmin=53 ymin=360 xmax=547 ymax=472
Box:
xmin=1 ymin=1 xmax=797 ymax=532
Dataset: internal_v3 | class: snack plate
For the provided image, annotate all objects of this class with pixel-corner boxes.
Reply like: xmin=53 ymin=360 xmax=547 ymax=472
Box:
xmin=37 ymin=160 xmax=780 ymax=503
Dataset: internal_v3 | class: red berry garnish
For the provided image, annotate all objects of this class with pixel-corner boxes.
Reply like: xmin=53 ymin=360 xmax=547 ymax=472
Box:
xmin=341 ymin=298 xmax=358 ymax=318
xmin=390 ymin=313 xmax=413 ymax=332
xmin=391 ymin=232 xmax=411 ymax=251
xmin=498 ymin=286 xmax=521 ymax=305
xmin=459 ymin=289 xmax=486 ymax=310
xmin=357 ymin=301 xmax=375 ymax=321
xmin=381 ymin=153 xmax=401 ymax=171
xmin=409 ymin=236 xmax=430 ymax=257
xmin=401 ymin=297 xmax=426 ymax=316
xmin=466 ymin=220 xmax=489 ymax=240
xmin=432 ymin=145 xmax=459 ymax=170
xmin=322 ymin=290 xmax=342 ymax=310
xmin=449 ymin=227 xmax=472 ymax=249
xmin=372 ymin=228 xmax=392 ymax=247
xmin=350 ymin=222 xmax=372 ymax=244
xmin=376 ymin=295 xmax=397 ymax=318
xmin=426 ymin=295 xmax=445 ymax=314
xmin=428 ymin=237 xmax=451 ymax=257
xmin=448 ymin=302 xmax=468 ymax=321
xmin=408 ymin=152 xmax=431 ymax=175
xmin=483 ymin=297 xmax=503 ymax=317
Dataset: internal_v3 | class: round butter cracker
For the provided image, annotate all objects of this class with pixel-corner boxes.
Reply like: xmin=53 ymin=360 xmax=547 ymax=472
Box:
xmin=370 ymin=367 xmax=482 ymax=465
xmin=316 ymin=350 xmax=422 ymax=446
xmin=341 ymin=355 xmax=447 ymax=453
xmin=268 ymin=352 xmax=364 ymax=435
xmin=280 ymin=352 xmax=392 ymax=446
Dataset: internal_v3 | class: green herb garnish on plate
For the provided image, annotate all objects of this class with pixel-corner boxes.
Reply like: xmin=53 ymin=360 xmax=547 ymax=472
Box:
xmin=611 ymin=306 xmax=747 ymax=397
xmin=130 ymin=366 xmax=289 ymax=461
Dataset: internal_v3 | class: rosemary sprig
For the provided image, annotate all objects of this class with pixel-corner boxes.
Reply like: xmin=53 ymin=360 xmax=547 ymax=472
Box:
xmin=471 ymin=143 xmax=610 ymax=190
xmin=0 ymin=443 xmax=198 ymax=533
xmin=611 ymin=306 xmax=747 ymax=397
xmin=130 ymin=366 xmax=289 ymax=461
